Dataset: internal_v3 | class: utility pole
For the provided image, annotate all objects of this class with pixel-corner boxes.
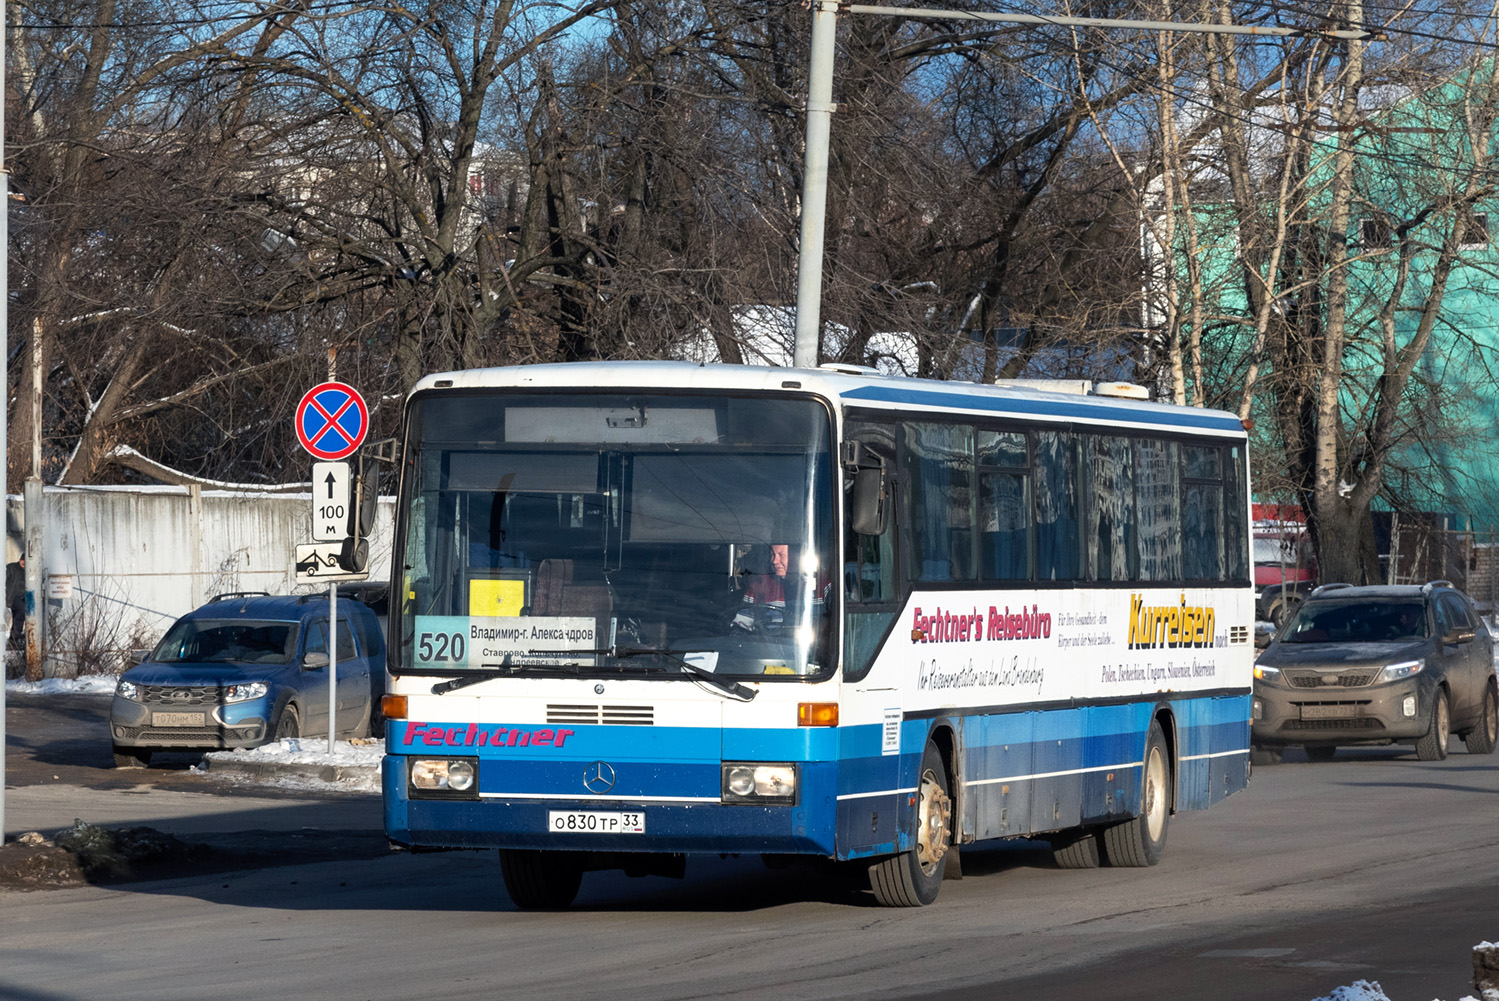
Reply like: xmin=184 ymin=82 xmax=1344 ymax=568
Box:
xmin=788 ymin=3 xmax=1375 ymax=372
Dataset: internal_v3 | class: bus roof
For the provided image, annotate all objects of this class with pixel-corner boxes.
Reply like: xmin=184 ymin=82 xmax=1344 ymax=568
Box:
xmin=410 ymin=361 xmax=1246 ymax=436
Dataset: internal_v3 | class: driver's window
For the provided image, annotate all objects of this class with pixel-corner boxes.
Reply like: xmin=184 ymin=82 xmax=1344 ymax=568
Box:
xmin=304 ymin=621 xmax=329 ymax=658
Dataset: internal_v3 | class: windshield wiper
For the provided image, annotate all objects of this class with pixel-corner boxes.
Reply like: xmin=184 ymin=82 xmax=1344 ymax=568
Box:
xmin=429 ymin=655 xmax=587 ymax=694
xmin=429 ymin=647 xmax=757 ymax=701
xmin=616 ymin=647 xmax=757 ymax=701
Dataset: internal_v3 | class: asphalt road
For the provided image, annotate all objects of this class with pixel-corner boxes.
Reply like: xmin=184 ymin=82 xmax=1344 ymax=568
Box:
xmin=2 ymin=693 xmax=1497 ymax=1001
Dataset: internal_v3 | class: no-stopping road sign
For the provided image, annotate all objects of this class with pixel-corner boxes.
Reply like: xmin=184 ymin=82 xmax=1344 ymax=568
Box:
xmin=296 ymin=382 xmax=368 ymax=461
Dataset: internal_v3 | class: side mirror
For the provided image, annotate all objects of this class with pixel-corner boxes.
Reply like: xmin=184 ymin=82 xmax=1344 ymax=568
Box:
xmin=844 ymin=442 xmax=889 ymax=537
xmin=850 ymin=466 xmax=888 ymax=536
xmin=130 ymin=649 xmax=150 ymax=665
xmin=1445 ymin=628 xmax=1475 ymax=646
xmin=302 ymin=651 xmax=330 ymax=670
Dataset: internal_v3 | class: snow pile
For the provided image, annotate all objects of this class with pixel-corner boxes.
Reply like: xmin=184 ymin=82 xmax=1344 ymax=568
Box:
xmin=1310 ymin=982 xmax=1393 ymax=1001
xmin=5 ymin=675 xmax=118 ymax=695
xmin=201 ymin=737 xmax=384 ymax=769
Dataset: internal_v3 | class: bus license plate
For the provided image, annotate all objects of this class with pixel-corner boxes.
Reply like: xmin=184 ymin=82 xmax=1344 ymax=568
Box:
xmin=548 ymin=811 xmax=645 ymax=834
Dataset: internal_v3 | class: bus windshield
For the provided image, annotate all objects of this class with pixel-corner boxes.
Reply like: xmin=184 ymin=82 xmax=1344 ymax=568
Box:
xmin=397 ymin=392 xmax=835 ymax=680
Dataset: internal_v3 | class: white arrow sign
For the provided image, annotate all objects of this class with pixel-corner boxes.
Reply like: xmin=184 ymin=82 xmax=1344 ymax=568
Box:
xmin=312 ymin=461 xmax=352 ymax=542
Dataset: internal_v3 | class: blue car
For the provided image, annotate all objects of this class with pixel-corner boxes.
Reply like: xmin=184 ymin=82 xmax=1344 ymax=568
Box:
xmin=109 ymin=591 xmax=386 ymax=767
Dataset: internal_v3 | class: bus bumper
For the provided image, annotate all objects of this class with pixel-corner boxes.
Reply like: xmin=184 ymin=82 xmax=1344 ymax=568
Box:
xmin=383 ymin=755 xmax=838 ymax=856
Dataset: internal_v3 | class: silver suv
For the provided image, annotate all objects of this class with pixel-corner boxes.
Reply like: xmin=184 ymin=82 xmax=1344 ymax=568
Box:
xmin=1252 ymin=581 xmax=1499 ymax=762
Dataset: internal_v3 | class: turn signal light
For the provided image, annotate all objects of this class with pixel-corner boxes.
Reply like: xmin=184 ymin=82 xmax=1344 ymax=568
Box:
xmin=798 ymin=702 xmax=839 ymax=727
xmin=381 ymin=694 xmax=408 ymax=720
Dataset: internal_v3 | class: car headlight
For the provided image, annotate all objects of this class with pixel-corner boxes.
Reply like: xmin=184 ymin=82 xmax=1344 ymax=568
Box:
xmin=721 ymin=763 xmax=798 ymax=805
xmin=1253 ymin=664 xmax=1281 ymax=681
xmin=409 ymin=758 xmax=478 ymax=798
xmin=223 ymin=682 xmax=269 ymax=703
xmin=1380 ymin=659 xmax=1423 ymax=682
xmin=115 ymin=679 xmax=141 ymax=701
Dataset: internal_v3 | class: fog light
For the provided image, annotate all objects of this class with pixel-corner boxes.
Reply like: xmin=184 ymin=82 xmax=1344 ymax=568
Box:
xmin=1403 ymin=695 xmax=1417 ymax=717
xmin=721 ymin=762 xmax=798 ymax=805
xmin=409 ymin=757 xmax=479 ymax=798
xmin=1252 ymin=698 xmax=1263 ymax=721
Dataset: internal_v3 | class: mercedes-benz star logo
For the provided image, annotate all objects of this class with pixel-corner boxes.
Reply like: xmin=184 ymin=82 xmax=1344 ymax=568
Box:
xmin=583 ymin=761 xmax=616 ymax=794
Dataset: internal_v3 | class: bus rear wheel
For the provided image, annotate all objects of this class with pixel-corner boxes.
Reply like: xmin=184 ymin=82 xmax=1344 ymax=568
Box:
xmin=1102 ymin=719 xmax=1171 ymax=867
xmin=868 ymin=742 xmax=951 ymax=906
xmin=500 ymin=850 xmax=583 ymax=910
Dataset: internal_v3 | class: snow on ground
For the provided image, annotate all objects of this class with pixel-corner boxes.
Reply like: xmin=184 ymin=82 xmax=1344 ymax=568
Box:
xmin=5 ymin=675 xmax=118 ymax=696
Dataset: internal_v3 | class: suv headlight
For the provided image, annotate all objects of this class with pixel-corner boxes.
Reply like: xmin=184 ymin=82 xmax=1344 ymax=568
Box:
xmin=1253 ymin=664 xmax=1281 ymax=681
xmin=115 ymin=678 xmax=141 ymax=701
xmin=721 ymin=763 xmax=798 ymax=805
xmin=224 ymin=682 xmax=269 ymax=703
xmin=1379 ymin=659 xmax=1423 ymax=682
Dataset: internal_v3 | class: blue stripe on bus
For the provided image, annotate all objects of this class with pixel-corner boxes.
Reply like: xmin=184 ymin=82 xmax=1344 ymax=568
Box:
xmin=841 ymin=385 xmax=1245 ymax=432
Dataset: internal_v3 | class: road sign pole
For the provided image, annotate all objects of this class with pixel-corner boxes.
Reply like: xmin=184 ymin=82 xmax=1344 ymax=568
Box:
xmin=328 ymin=580 xmax=337 ymax=754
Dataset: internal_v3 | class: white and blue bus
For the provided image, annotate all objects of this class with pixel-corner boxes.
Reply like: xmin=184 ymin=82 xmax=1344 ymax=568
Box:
xmin=380 ymin=361 xmax=1254 ymax=907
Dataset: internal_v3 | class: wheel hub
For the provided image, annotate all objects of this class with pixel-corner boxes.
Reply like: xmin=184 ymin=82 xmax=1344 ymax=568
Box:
xmin=916 ymin=768 xmax=951 ymax=869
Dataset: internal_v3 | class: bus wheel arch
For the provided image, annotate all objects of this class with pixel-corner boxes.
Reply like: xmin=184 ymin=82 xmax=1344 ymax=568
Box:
xmin=1153 ymin=705 xmax=1179 ymax=816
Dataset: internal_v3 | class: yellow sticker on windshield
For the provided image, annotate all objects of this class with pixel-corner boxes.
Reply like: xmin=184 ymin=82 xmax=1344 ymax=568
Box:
xmin=470 ymin=578 xmax=525 ymax=617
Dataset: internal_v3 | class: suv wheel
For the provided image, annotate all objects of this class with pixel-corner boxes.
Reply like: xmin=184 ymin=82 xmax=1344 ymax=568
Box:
xmin=1463 ymin=681 xmax=1497 ymax=755
xmin=1415 ymin=689 xmax=1450 ymax=761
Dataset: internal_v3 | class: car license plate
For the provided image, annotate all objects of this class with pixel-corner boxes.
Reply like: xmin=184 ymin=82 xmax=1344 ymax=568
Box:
xmin=547 ymin=810 xmax=645 ymax=834
xmin=1300 ymin=705 xmax=1356 ymax=720
xmin=152 ymin=712 xmax=205 ymax=727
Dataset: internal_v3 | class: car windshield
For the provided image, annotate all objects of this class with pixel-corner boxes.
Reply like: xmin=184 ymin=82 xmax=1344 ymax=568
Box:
xmin=397 ymin=391 xmax=835 ymax=679
xmin=153 ymin=619 xmax=300 ymax=664
xmin=1281 ymin=600 xmax=1428 ymax=644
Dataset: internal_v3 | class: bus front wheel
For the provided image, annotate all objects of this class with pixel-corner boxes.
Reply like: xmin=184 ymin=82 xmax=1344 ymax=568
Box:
xmin=1102 ymin=719 xmax=1171 ymax=867
xmin=500 ymin=850 xmax=583 ymax=910
xmin=868 ymin=742 xmax=951 ymax=906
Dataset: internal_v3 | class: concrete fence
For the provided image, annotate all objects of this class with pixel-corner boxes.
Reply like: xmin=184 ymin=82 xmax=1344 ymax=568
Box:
xmin=7 ymin=484 xmax=394 ymax=678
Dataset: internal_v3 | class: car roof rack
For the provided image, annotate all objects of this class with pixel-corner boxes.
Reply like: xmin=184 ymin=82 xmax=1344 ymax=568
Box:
xmin=1422 ymin=579 xmax=1455 ymax=592
xmin=1310 ymin=582 xmax=1353 ymax=596
xmin=209 ymin=591 xmax=270 ymax=603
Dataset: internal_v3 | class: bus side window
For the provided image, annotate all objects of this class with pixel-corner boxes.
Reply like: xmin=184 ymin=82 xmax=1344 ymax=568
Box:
xmin=1182 ymin=445 xmax=1225 ymax=581
xmin=845 ymin=426 xmax=897 ymax=602
xmin=1086 ymin=435 xmax=1138 ymax=581
xmin=904 ymin=422 xmax=976 ymax=581
xmin=1135 ymin=439 xmax=1182 ymax=581
xmin=1034 ymin=430 xmax=1080 ymax=580
xmin=978 ymin=430 xmax=1030 ymax=579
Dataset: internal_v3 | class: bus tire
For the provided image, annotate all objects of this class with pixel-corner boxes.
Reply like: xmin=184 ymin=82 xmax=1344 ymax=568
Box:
xmin=1050 ymin=829 xmax=1101 ymax=869
xmin=1102 ymin=719 xmax=1171 ymax=867
xmin=868 ymin=742 xmax=951 ymax=906
xmin=500 ymin=849 xmax=583 ymax=910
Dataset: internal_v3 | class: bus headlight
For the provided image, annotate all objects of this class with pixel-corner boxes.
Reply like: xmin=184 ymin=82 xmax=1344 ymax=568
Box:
xmin=409 ymin=758 xmax=479 ymax=798
xmin=721 ymin=763 xmax=798 ymax=805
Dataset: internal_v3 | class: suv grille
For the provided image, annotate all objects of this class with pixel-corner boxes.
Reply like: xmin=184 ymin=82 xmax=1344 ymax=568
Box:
xmin=142 ymin=685 xmax=223 ymax=706
xmin=546 ymin=704 xmax=654 ymax=726
xmin=1285 ymin=670 xmax=1378 ymax=689
xmin=1282 ymin=717 xmax=1385 ymax=731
